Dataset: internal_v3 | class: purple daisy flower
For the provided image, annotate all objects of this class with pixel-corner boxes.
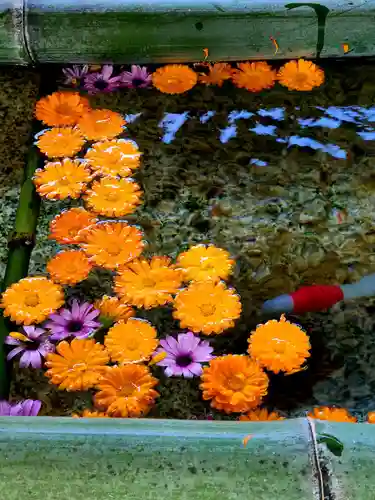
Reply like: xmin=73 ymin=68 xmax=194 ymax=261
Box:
xmin=0 ymin=399 xmax=41 ymax=416
xmin=154 ymin=332 xmax=214 ymax=378
xmin=45 ymin=300 xmax=101 ymax=341
xmin=120 ymin=65 xmax=152 ymax=89
xmin=62 ymin=64 xmax=89 ymax=86
xmin=5 ymin=326 xmax=55 ymax=369
xmin=83 ymin=64 xmax=122 ymax=94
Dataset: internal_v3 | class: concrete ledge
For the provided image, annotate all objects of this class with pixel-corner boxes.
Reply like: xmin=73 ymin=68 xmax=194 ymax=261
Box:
xmin=0 ymin=417 xmax=317 ymax=500
xmin=1 ymin=0 xmax=375 ymax=64
xmin=314 ymin=419 xmax=375 ymax=500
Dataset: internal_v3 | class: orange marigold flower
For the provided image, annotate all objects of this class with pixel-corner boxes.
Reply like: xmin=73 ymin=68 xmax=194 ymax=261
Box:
xmin=114 ymin=256 xmax=183 ymax=309
xmin=173 ymin=281 xmax=241 ymax=335
xmin=77 ymin=109 xmax=125 ymax=141
xmin=36 ymin=127 xmax=85 ymax=158
xmin=1 ymin=276 xmax=64 ymax=325
xmin=84 ymin=177 xmax=142 ymax=217
xmin=200 ymin=355 xmax=269 ymax=413
xmin=232 ymin=61 xmax=276 ymax=92
xmin=33 ymin=158 xmax=92 ymax=200
xmin=79 ymin=221 xmax=144 ymax=270
xmin=176 ymin=244 xmax=234 ymax=282
xmin=49 ymin=208 xmax=97 ymax=244
xmin=277 ymin=59 xmax=324 ymax=91
xmin=94 ymin=295 xmax=135 ymax=323
xmin=239 ymin=408 xmax=285 ymax=421
xmin=84 ymin=139 xmax=142 ymax=178
xmin=94 ymin=364 xmax=159 ymax=417
xmin=45 ymin=338 xmax=109 ymax=391
xmin=248 ymin=314 xmax=311 ymax=374
xmin=105 ymin=318 xmax=158 ymax=364
xmin=367 ymin=411 xmax=375 ymax=424
xmin=47 ymin=250 xmax=92 ymax=285
xmin=35 ymin=91 xmax=90 ymax=127
xmin=308 ymin=407 xmax=357 ymax=423
xmin=152 ymin=64 xmax=198 ymax=94
xmin=72 ymin=409 xmax=109 ymax=418
xmin=199 ymin=63 xmax=233 ymax=86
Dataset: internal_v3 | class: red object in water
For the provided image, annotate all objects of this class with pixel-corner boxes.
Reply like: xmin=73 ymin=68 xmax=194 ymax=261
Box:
xmin=291 ymin=285 xmax=344 ymax=314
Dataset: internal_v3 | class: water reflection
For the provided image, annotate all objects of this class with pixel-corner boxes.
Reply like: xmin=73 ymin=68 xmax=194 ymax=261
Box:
xmin=126 ymin=105 xmax=375 ymax=160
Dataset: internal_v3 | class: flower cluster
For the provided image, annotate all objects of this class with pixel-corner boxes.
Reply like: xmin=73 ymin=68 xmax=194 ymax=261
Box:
xmin=62 ymin=60 xmax=325 ymax=96
xmin=1 ymin=86 xmax=318 ymax=421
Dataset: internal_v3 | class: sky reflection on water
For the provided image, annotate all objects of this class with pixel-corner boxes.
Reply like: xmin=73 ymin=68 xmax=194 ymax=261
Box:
xmin=126 ymin=105 xmax=375 ymax=163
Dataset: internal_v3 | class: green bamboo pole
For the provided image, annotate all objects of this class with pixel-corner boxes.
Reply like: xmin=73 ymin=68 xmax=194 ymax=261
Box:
xmin=0 ymin=75 xmax=55 ymax=398
xmin=0 ymin=146 xmax=42 ymax=398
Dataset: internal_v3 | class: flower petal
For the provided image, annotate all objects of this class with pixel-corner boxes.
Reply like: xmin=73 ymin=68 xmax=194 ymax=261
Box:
xmin=187 ymin=362 xmax=203 ymax=376
xmin=6 ymin=346 xmax=24 ymax=361
xmin=21 ymin=399 xmax=42 ymax=416
xmin=101 ymin=65 xmax=114 ymax=80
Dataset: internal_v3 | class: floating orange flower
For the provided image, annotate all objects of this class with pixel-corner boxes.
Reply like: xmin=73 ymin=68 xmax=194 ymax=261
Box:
xmin=77 ymin=109 xmax=125 ymax=140
xmin=94 ymin=364 xmax=159 ymax=417
xmin=35 ymin=91 xmax=90 ymax=127
xmin=36 ymin=127 xmax=85 ymax=158
xmin=84 ymin=139 xmax=142 ymax=177
xmin=176 ymin=244 xmax=234 ymax=282
xmin=232 ymin=61 xmax=276 ymax=92
xmin=152 ymin=65 xmax=198 ymax=94
xmin=34 ymin=158 xmax=92 ymax=200
xmin=45 ymin=338 xmax=109 ymax=391
xmin=199 ymin=63 xmax=233 ymax=86
xmin=277 ymin=59 xmax=324 ymax=91
xmin=79 ymin=221 xmax=144 ymax=270
xmin=114 ymin=256 xmax=183 ymax=309
xmin=239 ymin=408 xmax=285 ymax=421
xmin=367 ymin=411 xmax=375 ymax=424
xmin=72 ymin=409 xmax=109 ymax=418
xmin=47 ymin=250 xmax=92 ymax=285
xmin=173 ymin=281 xmax=241 ymax=335
xmin=49 ymin=208 xmax=97 ymax=244
xmin=200 ymin=355 xmax=269 ymax=413
xmin=94 ymin=295 xmax=135 ymax=323
xmin=308 ymin=407 xmax=357 ymax=423
xmin=1 ymin=277 xmax=64 ymax=325
xmin=248 ymin=314 xmax=311 ymax=374
xmin=105 ymin=318 xmax=158 ymax=364
xmin=84 ymin=177 xmax=142 ymax=217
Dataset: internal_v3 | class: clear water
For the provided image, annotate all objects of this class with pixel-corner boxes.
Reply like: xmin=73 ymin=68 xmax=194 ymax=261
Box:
xmin=3 ymin=61 xmax=375 ymax=419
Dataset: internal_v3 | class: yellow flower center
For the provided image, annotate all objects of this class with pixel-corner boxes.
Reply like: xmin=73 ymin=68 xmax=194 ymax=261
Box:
xmin=106 ymin=242 xmax=120 ymax=255
xmin=24 ymin=293 xmax=40 ymax=307
xmin=104 ymin=192 xmax=119 ymax=202
xmin=125 ymin=338 xmax=139 ymax=351
xmin=71 ymin=362 xmax=88 ymax=372
xmin=56 ymin=103 xmax=75 ymax=115
xmin=167 ymin=77 xmax=182 ymax=85
xmin=59 ymin=177 xmax=71 ymax=186
xmin=227 ymin=373 xmax=245 ymax=391
xmin=273 ymin=340 xmax=287 ymax=353
xmin=294 ymin=72 xmax=307 ymax=84
xmin=119 ymin=383 xmax=136 ymax=397
xmin=66 ymin=263 xmax=78 ymax=273
xmin=200 ymin=303 xmax=216 ymax=316
xmin=142 ymin=277 xmax=157 ymax=288
xmin=68 ymin=226 xmax=80 ymax=237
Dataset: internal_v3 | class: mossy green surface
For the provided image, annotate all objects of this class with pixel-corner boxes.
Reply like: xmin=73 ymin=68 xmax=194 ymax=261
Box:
xmin=0 ymin=68 xmax=39 ymax=280
xmin=0 ymin=417 xmax=317 ymax=500
xmin=7 ymin=61 xmax=375 ymax=419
